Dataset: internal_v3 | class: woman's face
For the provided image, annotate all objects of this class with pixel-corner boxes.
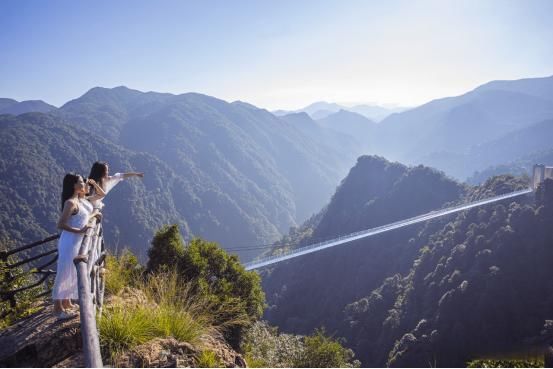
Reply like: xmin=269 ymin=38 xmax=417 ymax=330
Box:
xmin=74 ymin=176 xmax=86 ymax=196
xmin=104 ymin=165 xmax=109 ymax=178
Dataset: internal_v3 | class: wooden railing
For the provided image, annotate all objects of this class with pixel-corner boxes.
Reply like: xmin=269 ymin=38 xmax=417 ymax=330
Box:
xmin=0 ymin=216 xmax=107 ymax=368
xmin=74 ymin=218 xmax=106 ymax=368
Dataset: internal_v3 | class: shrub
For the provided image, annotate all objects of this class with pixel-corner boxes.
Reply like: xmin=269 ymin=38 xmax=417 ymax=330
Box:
xmin=241 ymin=321 xmax=303 ymax=368
xmin=98 ymin=305 xmax=156 ymax=356
xmin=104 ymin=249 xmax=143 ymax=295
xmin=146 ymin=224 xmax=185 ymax=273
xmin=145 ymin=226 xmax=266 ymax=346
xmin=99 ymin=270 xmax=217 ymax=363
xmin=197 ymin=350 xmax=223 ymax=368
xmin=467 ymin=358 xmax=544 ymax=368
xmin=0 ymin=246 xmax=43 ymax=329
xmin=295 ymin=328 xmax=360 ymax=368
xmin=242 ymin=322 xmax=360 ymax=368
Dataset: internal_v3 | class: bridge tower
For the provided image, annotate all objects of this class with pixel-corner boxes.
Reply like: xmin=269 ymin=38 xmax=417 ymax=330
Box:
xmin=533 ymin=164 xmax=553 ymax=190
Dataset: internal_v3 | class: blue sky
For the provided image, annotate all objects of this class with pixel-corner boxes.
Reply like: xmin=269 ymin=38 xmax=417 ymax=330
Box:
xmin=1 ymin=0 xmax=552 ymax=109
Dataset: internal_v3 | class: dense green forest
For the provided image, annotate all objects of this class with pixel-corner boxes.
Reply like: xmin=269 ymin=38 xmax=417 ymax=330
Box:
xmin=261 ymin=155 xmax=548 ymax=367
xmin=345 ymin=177 xmax=553 ymax=367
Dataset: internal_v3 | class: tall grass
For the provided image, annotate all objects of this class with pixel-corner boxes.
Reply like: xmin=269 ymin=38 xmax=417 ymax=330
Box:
xmin=104 ymin=250 xmax=142 ymax=295
xmin=197 ymin=350 xmax=223 ymax=368
xmin=99 ymin=268 xmax=249 ymax=364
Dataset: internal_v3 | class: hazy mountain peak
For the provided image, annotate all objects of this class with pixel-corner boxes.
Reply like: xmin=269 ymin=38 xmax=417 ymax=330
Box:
xmin=274 ymin=101 xmax=408 ymax=121
xmin=0 ymin=99 xmax=56 ymax=115
xmin=280 ymin=111 xmax=315 ymax=125
xmin=231 ymin=100 xmax=260 ymax=110
xmin=473 ymin=74 xmax=553 ymax=102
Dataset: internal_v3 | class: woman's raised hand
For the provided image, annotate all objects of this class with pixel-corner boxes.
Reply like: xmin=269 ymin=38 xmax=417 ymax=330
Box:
xmin=87 ymin=178 xmax=97 ymax=186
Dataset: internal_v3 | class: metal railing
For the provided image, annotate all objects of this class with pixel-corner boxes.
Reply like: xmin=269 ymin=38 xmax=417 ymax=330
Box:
xmin=0 ymin=234 xmax=60 ymax=313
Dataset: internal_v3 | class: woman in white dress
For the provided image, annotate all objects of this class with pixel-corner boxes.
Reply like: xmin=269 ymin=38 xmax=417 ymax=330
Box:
xmin=52 ymin=173 xmax=103 ymax=320
xmin=87 ymin=161 xmax=144 ymax=209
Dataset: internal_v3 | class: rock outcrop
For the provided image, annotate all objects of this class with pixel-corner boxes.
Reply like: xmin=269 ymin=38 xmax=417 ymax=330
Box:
xmin=0 ymin=304 xmax=81 ymax=367
xmin=0 ymin=297 xmax=247 ymax=368
xmin=113 ymin=334 xmax=246 ymax=368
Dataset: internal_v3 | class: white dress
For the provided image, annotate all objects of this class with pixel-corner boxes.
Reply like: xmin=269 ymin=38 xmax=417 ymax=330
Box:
xmin=89 ymin=173 xmax=124 ymax=210
xmin=51 ymin=198 xmax=93 ymax=300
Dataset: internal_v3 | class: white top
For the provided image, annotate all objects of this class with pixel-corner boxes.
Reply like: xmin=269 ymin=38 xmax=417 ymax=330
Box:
xmin=89 ymin=172 xmax=124 ymax=209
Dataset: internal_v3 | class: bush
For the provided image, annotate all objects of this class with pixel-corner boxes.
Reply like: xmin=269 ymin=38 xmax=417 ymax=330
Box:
xmin=104 ymin=249 xmax=143 ymax=295
xmin=0 ymin=246 xmax=44 ymax=329
xmin=99 ymin=270 xmax=217 ymax=363
xmin=98 ymin=305 xmax=156 ymax=356
xmin=197 ymin=350 xmax=223 ymax=368
xmin=145 ymin=226 xmax=266 ymax=346
xmin=146 ymin=224 xmax=185 ymax=273
xmin=242 ymin=322 xmax=360 ymax=368
xmin=241 ymin=321 xmax=303 ymax=368
xmin=467 ymin=358 xmax=544 ymax=368
xmin=295 ymin=328 xmax=360 ymax=368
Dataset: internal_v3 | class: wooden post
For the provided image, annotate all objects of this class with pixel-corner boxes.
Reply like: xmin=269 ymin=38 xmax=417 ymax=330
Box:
xmin=74 ymin=223 xmax=103 ymax=368
xmin=545 ymin=345 xmax=553 ymax=368
xmin=0 ymin=251 xmax=17 ymax=309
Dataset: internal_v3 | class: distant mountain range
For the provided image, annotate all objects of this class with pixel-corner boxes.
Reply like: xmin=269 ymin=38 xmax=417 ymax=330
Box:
xmin=373 ymin=75 xmax=553 ymax=180
xmin=273 ymin=101 xmax=408 ymax=122
xmin=0 ymin=98 xmax=56 ymax=115
xmin=2 ymin=74 xmax=553 ymax=260
xmin=0 ymin=87 xmax=362 ymax=261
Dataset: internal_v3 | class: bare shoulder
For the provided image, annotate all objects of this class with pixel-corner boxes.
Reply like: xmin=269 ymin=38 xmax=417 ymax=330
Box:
xmin=63 ymin=198 xmax=78 ymax=210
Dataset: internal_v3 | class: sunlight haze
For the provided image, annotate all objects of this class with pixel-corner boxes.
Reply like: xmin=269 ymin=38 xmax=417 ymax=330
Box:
xmin=1 ymin=0 xmax=552 ymax=109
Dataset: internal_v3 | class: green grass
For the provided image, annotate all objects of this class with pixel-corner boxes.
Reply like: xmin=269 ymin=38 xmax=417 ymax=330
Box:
xmin=104 ymin=250 xmax=142 ymax=295
xmin=197 ymin=350 xmax=223 ymax=368
xmin=467 ymin=358 xmax=544 ymax=368
xmin=99 ymin=268 xmax=219 ymax=362
xmin=98 ymin=306 xmax=157 ymax=354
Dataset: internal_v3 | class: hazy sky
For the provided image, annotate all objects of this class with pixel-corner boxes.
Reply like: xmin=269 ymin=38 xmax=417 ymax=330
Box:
xmin=1 ymin=0 xmax=552 ymax=110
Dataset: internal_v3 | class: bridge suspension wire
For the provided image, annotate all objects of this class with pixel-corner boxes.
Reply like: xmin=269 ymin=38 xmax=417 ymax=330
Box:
xmin=244 ymin=188 xmax=533 ymax=271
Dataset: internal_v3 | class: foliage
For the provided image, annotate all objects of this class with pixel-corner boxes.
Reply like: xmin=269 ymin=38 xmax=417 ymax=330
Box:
xmin=0 ymin=245 xmax=44 ymax=329
xmin=54 ymin=85 xmax=365 ymax=260
xmin=145 ymin=226 xmax=265 ymax=346
xmin=263 ymin=158 xmax=549 ymax=367
xmin=197 ymin=350 xmax=223 ymax=368
xmin=241 ymin=321 xmax=303 ymax=367
xmin=99 ymin=269 xmax=216 ymax=363
xmin=263 ymin=156 xmax=465 ymax=336
xmin=104 ymin=249 xmax=143 ymax=295
xmin=467 ymin=358 xmax=544 ymax=368
xmin=295 ymin=328 xmax=360 ymax=368
xmin=146 ymin=225 xmax=185 ymax=273
xmin=98 ymin=305 xmax=156 ymax=357
xmin=241 ymin=321 xmax=359 ymax=368
xmin=345 ymin=175 xmax=550 ymax=367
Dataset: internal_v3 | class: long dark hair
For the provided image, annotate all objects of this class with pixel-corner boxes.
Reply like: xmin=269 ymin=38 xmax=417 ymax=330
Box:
xmin=88 ymin=161 xmax=108 ymax=192
xmin=61 ymin=173 xmax=81 ymax=210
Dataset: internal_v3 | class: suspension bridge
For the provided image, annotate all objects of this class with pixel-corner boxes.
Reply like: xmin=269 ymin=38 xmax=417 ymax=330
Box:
xmin=241 ymin=164 xmax=552 ymax=270
xmin=243 ymin=187 xmax=534 ymax=270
